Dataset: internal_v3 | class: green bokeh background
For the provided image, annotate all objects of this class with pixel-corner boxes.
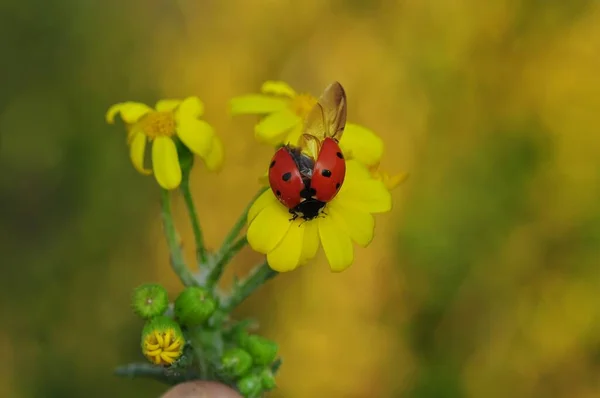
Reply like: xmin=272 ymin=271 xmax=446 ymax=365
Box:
xmin=2 ymin=1 xmax=599 ymax=397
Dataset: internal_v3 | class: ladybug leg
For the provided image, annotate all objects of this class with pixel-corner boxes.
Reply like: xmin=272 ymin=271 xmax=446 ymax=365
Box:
xmin=288 ymin=209 xmax=299 ymax=222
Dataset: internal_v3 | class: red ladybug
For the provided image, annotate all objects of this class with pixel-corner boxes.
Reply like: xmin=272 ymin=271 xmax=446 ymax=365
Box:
xmin=268 ymin=137 xmax=346 ymax=221
xmin=267 ymin=81 xmax=348 ymax=221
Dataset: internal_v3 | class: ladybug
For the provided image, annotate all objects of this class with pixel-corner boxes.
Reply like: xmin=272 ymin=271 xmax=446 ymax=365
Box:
xmin=268 ymin=137 xmax=346 ymax=221
xmin=267 ymin=81 xmax=348 ymax=221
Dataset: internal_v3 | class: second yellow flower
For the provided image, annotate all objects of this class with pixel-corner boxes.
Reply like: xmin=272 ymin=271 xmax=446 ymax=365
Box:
xmin=106 ymin=97 xmax=224 ymax=190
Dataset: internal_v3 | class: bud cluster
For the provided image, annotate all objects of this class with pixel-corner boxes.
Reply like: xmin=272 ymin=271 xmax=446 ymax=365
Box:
xmin=129 ymin=283 xmax=278 ymax=397
xmin=220 ymin=327 xmax=280 ymax=397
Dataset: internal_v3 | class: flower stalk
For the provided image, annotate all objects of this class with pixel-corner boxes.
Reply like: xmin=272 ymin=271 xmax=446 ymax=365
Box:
xmin=223 ymin=261 xmax=279 ymax=311
xmin=180 ymin=169 xmax=209 ymax=266
xmin=160 ymin=189 xmax=197 ymax=287
xmin=206 ymin=188 xmax=267 ymax=288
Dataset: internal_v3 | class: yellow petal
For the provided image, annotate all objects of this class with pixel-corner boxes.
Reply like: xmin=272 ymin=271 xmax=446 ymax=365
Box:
xmin=144 ymin=342 xmax=160 ymax=351
xmin=161 ymin=350 xmax=182 ymax=358
xmin=255 ymin=109 xmax=301 ymax=145
xmin=339 ymin=123 xmax=384 ymax=167
xmin=177 ymin=96 xmax=204 ymax=119
xmin=163 ymin=331 xmax=172 ymax=348
xmin=318 ymin=214 xmax=354 ymax=272
xmin=155 ymin=331 xmax=164 ymax=346
xmin=151 ymin=355 xmax=162 ymax=365
xmin=155 ymin=99 xmax=182 ymax=112
xmin=337 ymin=160 xmax=392 ymax=213
xmin=230 ymin=95 xmax=288 ymax=115
xmin=372 ymin=169 xmax=409 ymax=191
xmin=203 ymin=135 xmax=224 ymax=172
xmin=106 ymin=102 xmax=152 ymax=124
xmin=266 ymin=219 xmax=305 ymax=272
xmin=338 ymin=178 xmax=392 ymax=214
xmin=129 ymin=131 xmax=152 ymax=175
xmin=327 ymin=200 xmax=374 ymax=247
xmin=346 ymin=159 xmax=374 ymax=181
xmin=299 ymin=219 xmax=320 ymax=265
xmin=160 ymin=352 xmax=177 ymax=364
xmin=145 ymin=348 xmax=162 ymax=356
xmin=247 ymin=200 xmax=291 ymax=254
xmin=260 ymin=81 xmax=297 ymax=97
xmin=152 ymin=137 xmax=182 ymax=190
xmin=166 ymin=341 xmax=181 ymax=351
xmin=282 ymin=124 xmax=304 ymax=147
xmin=248 ymin=189 xmax=277 ymax=224
xmin=176 ymin=117 xmax=214 ymax=158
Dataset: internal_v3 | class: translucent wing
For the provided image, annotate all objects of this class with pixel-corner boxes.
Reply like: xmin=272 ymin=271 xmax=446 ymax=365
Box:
xmin=297 ymin=81 xmax=347 ymax=159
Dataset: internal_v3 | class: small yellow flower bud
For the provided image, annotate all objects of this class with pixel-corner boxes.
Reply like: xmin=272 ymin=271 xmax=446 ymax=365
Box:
xmin=221 ymin=348 xmax=253 ymax=377
xmin=141 ymin=316 xmax=185 ymax=366
xmin=174 ymin=287 xmax=217 ymax=327
xmin=131 ymin=283 xmax=169 ymax=319
xmin=241 ymin=335 xmax=279 ymax=366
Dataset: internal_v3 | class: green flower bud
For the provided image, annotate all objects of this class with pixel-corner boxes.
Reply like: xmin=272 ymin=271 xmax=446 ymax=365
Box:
xmin=260 ymin=367 xmax=277 ymax=390
xmin=233 ymin=328 xmax=251 ymax=347
xmin=141 ymin=315 xmax=185 ymax=366
xmin=242 ymin=335 xmax=279 ymax=366
xmin=221 ymin=347 xmax=253 ymax=377
xmin=174 ymin=286 xmax=217 ymax=327
xmin=237 ymin=374 xmax=262 ymax=398
xmin=131 ymin=283 xmax=169 ymax=319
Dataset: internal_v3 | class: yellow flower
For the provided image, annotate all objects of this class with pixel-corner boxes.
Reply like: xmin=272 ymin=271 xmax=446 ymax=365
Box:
xmin=230 ymin=81 xmax=384 ymax=167
xmin=247 ymin=160 xmax=392 ymax=272
xmin=141 ymin=316 xmax=185 ymax=366
xmin=106 ymin=97 xmax=224 ymax=190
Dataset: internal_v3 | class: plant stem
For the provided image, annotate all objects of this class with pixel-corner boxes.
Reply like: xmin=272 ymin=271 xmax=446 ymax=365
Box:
xmin=180 ymin=172 xmax=208 ymax=266
xmin=220 ymin=187 xmax=267 ymax=249
xmin=161 ymin=189 xmax=197 ymax=287
xmin=114 ymin=363 xmax=189 ymax=385
xmin=223 ymin=260 xmax=278 ymax=311
xmin=206 ymin=236 xmax=248 ymax=288
xmin=204 ymin=188 xmax=267 ymax=288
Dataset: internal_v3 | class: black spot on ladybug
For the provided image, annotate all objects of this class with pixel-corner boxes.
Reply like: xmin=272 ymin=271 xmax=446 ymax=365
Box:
xmin=336 ymin=152 xmax=344 ymax=159
xmin=282 ymin=172 xmax=292 ymax=181
xmin=336 ymin=183 xmax=341 ymax=190
xmin=321 ymin=169 xmax=332 ymax=178
xmin=276 ymin=190 xmax=281 ymax=197
xmin=269 ymin=160 xmax=276 ymax=168
xmin=300 ymin=188 xmax=312 ymax=199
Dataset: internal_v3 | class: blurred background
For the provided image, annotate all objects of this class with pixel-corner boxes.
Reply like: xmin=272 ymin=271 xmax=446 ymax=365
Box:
xmin=1 ymin=0 xmax=600 ymax=397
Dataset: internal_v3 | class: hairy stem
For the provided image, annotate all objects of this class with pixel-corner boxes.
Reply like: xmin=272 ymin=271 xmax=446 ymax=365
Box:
xmin=223 ymin=261 xmax=278 ymax=311
xmin=205 ymin=188 xmax=267 ymax=288
xmin=161 ymin=189 xmax=197 ymax=287
xmin=180 ymin=172 xmax=208 ymax=266
xmin=206 ymin=236 xmax=248 ymax=288
xmin=114 ymin=363 xmax=190 ymax=385
xmin=220 ymin=187 xmax=267 ymax=249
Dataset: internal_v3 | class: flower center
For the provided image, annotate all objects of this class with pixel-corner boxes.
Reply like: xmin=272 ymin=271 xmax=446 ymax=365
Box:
xmin=290 ymin=94 xmax=317 ymax=119
xmin=143 ymin=330 xmax=183 ymax=365
xmin=138 ymin=111 xmax=176 ymax=138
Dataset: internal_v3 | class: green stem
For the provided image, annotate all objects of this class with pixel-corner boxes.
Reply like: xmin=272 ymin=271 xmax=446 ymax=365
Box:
xmin=220 ymin=187 xmax=267 ymax=249
xmin=223 ymin=260 xmax=278 ymax=311
xmin=114 ymin=363 xmax=190 ymax=385
xmin=180 ymin=172 xmax=208 ymax=266
xmin=206 ymin=236 xmax=248 ymax=288
xmin=161 ymin=189 xmax=197 ymax=287
xmin=204 ymin=188 xmax=267 ymax=288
